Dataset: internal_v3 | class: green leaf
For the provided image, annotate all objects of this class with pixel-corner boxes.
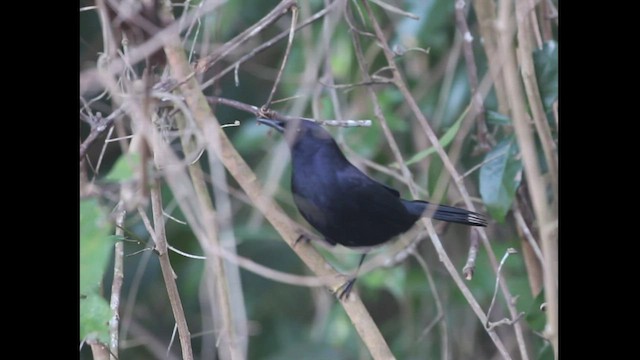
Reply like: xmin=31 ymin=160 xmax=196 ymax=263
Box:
xmin=479 ymin=136 xmax=523 ymax=222
xmin=537 ymin=343 xmax=554 ymax=360
xmin=80 ymin=292 xmax=111 ymax=343
xmin=362 ymin=266 xmax=406 ymax=299
xmin=390 ymin=105 xmax=468 ymax=168
xmin=105 ymin=153 xmax=140 ymax=181
xmin=533 ymin=41 xmax=558 ymax=112
xmin=329 ymin=35 xmax=353 ymax=79
xmin=525 ymin=290 xmax=547 ymax=332
xmin=80 ymin=199 xmax=112 ymax=295
xmin=486 ymin=110 xmax=511 ymax=126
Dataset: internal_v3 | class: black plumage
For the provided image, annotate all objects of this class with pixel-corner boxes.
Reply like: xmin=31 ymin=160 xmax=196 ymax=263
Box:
xmin=259 ymin=118 xmax=487 ymax=298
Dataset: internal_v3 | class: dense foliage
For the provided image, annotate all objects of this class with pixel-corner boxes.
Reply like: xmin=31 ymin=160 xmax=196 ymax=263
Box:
xmin=80 ymin=0 xmax=558 ymax=359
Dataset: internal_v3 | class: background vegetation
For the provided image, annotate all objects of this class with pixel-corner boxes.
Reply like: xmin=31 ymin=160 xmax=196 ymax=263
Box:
xmin=80 ymin=0 xmax=558 ymax=359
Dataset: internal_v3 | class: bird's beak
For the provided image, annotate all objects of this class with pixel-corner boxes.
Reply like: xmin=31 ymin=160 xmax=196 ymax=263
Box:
xmin=257 ymin=118 xmax=285 ymax=133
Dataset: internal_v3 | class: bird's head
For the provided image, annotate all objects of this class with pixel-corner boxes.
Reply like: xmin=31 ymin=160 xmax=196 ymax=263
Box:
xmin=257 ymin=118 xmax=334 ymax=148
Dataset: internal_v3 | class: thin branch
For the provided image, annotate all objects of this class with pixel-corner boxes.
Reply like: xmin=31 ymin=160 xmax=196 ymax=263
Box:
xmin=459 ymin=147 xmax=510 ymax=180
xmin=263 ymin=5 xmax=298 ymax=108
xmin=161 ymin=10 xmax=396 ymax=358
xmin=167 ymin=244 xmax=325 ymax=287
xmin=413 ymin=252 xmax=448 ymax=359
xmin=347 ymin=3 xmax=419 ymax=200
xmin=485 ymin=248 xmax=522 ymax=327
xmin=125 ymin=320 xmax=181 ymax=360
xmin=514 ymin=185 xmax=544 ymax=296
xmin=462 ymin=228 xmax=480 ymax=280
xmin=513 ymin=205 xmax=543 ymax=265
xmin=454 ymin=0 xmax=489 ymax=152
xmin=167 ymin=324 xmax=179 ymax=358
xmin=173 ymin=73 xmax=247 ymax=360
xmin=497 ymin=0 xmax=557 ymax=355
xmin=206 ymin=95 xmax=372 ymax=127
xmin=194 ymin=0 xmax=297 ymax=76
xmin=422 ymin=219 xmax=511 ymax=359
xmin=359 ymin=1 xmax=527 ymax=358
xmin=370 ymin=0 xmax=419 ymax=20
xmin=318 ymin=78 xmax=394 ymax=90
xmin=148 ymin=182 xmax=194 ymax=359
xmin=79 ymin=108 xmax=124 ymax=161
xmin=470 ymin=0 xmax=510 ymax=115
xmin=109 ymin=203 xmax=126 ymax=360
xmin=81 ymin=0 xmax=223 ymax=87
xmin=515 ymin=1 xmax=558 ymax=207
xmin=199 ymin=2 xmax=337 ymax=91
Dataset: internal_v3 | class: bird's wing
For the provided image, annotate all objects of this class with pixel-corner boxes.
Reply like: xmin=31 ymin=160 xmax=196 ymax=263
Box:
xmin=333 ymin=166 xmax=415 ymax=227
xmin=380 ymin=183 xmax=400 ymax=197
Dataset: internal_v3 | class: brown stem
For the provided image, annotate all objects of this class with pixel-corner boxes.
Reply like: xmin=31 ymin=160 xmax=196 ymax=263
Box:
xmin=454 ymin=0 xmax=489 ymax=152
xmin=515 ymin=0 xmax=558 ymax=207
xmin=194 ymin=0 xmax=297 ymax=75
xmin=109 ymin=204 xmax=126 ymax=359
xmin=199 ymin=2 xmax=337 ymax=91
xmin=161 ymin=5 xmax=395 ymax=359
xmin=497 ymin=0 xmax=557 ymax=356
xmin=360 ymin=1 xmax=528 ymax=358
xmin=471 ymin=0 xmax=510 ymax=115
xmin=263 ymin=5 xmax=298 ymax=108
xmin=149 ymin=180 xmax=194 ymax=359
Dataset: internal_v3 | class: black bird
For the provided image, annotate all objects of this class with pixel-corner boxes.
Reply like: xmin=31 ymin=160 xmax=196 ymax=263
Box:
xmin=258 ymin=118 xmax=487 ymax=299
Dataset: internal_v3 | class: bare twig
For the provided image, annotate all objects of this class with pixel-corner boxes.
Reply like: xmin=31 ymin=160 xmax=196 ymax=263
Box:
xmin=168 ymin=244 xmax=324 ymax=287
xmin=347 ymin=4 xmax=419 ymax=199
xmin=370 ymin=0 xmax=419 ymax=20
xmin=514 ymin=186 xmax=544 ymax=296
xmin=486 ymin=313 xmax=525 ymax=331
xmin=81 ymin=0 xmax=223 ymax=90
xmin=413 ymin=252 xmax=448 ymax=358
xmin=148 ymin=183 xmax=193 ymax=359
xmin=497 ymin=0 xmax=557 ymax=355
xmin=206 ymin=95 xmax=372 ymax=127
xmin=423 ymin=220 xmax=511 ymax=359
xmin=454 ymin=0 xmax=489 ymax=152
xmin=462 ymin=228 xmax=481 ymax=280
xmin=109 ymin=203 xmax=126 ymax=360
xmin=161 ymin=7 xmax=396 ymax=358
xmin=485 ymin=248 xmax=520 ymax=327
xmin=194 ymin=0 xmax=297 ymax=76
xmin=125 ymin=320 xmax=181 ymax=360
xmin=513 ymin=205 xmax=543 ymax=265
xmin=358 ymin=1 xmax=529 ymax=358
xmin=80 ymin=109 xmax=124 ymax=161
xmin=167 ymin=324 xmax=179 ymax=357
xmin=318 ymin=78 xmax=394 ymax=90
xmin=263 ymin=5 xmax=298 ymax=108
xmin=199 ymin=2 xmax=338 ymax=91
xmin=515 ymin=1 xmax=558 ymax=206
xmin=471 ymin=0 xmax=510 ymax=115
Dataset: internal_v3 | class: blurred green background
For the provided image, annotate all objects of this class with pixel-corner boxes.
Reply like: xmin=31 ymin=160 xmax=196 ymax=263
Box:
xmin=80 ymin=0 xmax=557 ymax=358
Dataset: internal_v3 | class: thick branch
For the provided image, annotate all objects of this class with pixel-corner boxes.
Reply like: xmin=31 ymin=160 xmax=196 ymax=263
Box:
xmin=161 ymin=3 xmax=395 ymax=359
xmin=496 ymin=0 xmax=557 ymax=356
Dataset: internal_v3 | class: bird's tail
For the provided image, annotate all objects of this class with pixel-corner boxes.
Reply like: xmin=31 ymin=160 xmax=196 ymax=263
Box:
xmin=402 ymin=200 xmax=488 ymax=227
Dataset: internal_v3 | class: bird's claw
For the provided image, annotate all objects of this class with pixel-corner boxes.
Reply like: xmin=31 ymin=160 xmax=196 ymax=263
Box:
xmin=293 ymin=234 xmax=310 ymax=247
xmin=336 ymin=278 xmax=357 ymax=300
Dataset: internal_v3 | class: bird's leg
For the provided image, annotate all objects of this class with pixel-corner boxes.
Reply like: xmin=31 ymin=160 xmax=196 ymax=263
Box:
xmin=293 ymin=234 xmax=311 ymax=247
xmin=337 ymin=253 xmax=367 ymax=300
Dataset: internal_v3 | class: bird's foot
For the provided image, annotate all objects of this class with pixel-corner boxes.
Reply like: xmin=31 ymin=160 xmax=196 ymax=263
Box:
xmin=293 ymin=234 xmax=311 ymax=247
xmin=336 ymin=278 xmax=357 ymax=300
